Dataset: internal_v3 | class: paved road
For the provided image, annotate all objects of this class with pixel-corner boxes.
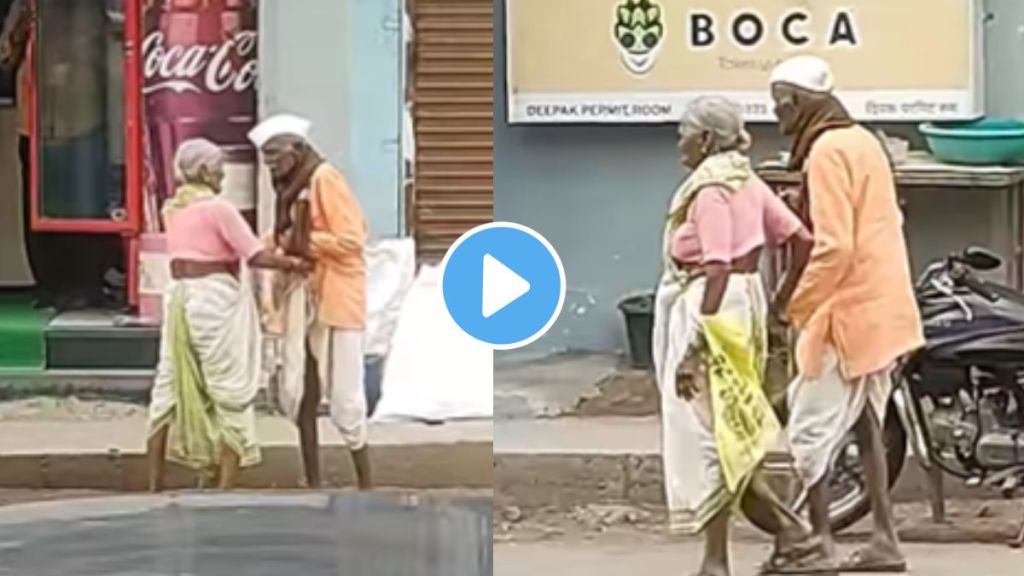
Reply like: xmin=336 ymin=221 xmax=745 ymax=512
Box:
xmin=0 ymin=493 xmax=492 ymax=576
xmin=495 ymin=539 xmax=1024 ymax=576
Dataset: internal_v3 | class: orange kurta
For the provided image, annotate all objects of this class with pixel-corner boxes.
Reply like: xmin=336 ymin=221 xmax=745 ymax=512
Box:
xmin=307 ymin=163 xmax=368 ymax=330
xmin=788 ymin=125 xmax=924 ymax=379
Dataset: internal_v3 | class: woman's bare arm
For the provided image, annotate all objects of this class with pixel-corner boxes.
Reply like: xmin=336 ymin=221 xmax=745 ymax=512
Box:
xmin=700 ymin=262 xmax=731 ymax=316
xmin=248 ymin=249 xmax=311 ymax=272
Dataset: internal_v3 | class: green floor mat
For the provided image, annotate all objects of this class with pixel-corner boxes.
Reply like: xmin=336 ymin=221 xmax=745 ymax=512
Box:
xmin=0 ymin=294 xmax=51 ymax=371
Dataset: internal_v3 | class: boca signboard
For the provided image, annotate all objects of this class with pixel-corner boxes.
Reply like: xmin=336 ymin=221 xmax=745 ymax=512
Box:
xmin=505 ymin=0 xmax=983 ymax=123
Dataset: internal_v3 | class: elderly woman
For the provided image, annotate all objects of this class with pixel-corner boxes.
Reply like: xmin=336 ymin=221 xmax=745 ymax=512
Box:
xmin=147 ymin=138 xmax=310 ymax=492
xmin=652 ymin=96 xmax=817 ymax=576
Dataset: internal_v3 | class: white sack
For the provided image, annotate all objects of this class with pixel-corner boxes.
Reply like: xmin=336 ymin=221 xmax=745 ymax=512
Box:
xmin=363 ymin=238 xmax=416 ymax=356
xmin=372 ymin=264 xmax=493 ymax=422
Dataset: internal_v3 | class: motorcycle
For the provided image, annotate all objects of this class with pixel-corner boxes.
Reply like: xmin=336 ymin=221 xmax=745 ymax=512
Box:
xmin=760 ymin=247 xmax=1024 ymax=544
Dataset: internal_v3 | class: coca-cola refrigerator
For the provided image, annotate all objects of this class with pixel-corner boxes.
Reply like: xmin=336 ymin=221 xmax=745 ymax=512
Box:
xmin=26 ymin=0 xmax=259 ymax=314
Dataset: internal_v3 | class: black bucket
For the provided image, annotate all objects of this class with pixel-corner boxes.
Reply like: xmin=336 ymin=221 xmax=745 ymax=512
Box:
xmin=618 ymin=292 xmax=655 ymax=370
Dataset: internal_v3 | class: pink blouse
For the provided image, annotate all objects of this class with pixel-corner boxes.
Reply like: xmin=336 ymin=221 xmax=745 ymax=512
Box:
xmin=164 ymin=198 xmax=263 ymax=263
xmin=672 ymin=176 xmax=802 ymax=265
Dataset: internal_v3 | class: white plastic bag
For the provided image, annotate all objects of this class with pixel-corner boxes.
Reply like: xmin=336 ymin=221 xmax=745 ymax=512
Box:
xmin=363 ymin=238 xmax=416 ymax=356
xmin=372 ymin=265 xmax=493 ymax=422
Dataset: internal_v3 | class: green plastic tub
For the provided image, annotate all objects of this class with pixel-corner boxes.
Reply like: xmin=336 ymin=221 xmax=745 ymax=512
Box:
xmin=919 ymin=118 xmax=1024 ymax=166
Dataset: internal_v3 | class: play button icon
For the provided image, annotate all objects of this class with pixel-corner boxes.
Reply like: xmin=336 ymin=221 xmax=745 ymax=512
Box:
xmin=441 ymin=222 xmax=566 ymax=350
xmin=482 ymin=254 xmax=531 ymax=318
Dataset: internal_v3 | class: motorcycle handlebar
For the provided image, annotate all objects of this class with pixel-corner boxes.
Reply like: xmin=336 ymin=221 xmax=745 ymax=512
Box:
xmin=954 ymin=267 xmax=999 ymax=303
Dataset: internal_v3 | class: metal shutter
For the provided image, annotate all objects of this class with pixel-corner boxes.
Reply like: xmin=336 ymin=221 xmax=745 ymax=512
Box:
xmin=409 ymin=0 xmax=493 ymax=263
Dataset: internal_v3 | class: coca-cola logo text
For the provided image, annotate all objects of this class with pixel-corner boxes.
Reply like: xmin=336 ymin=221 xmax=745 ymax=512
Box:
xmin=143 ymin=31 xmax=257 ymax=95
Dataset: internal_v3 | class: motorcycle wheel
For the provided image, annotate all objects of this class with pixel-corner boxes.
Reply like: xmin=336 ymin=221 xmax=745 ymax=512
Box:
xmin=749 ymin=403 xmax=907 ymax=534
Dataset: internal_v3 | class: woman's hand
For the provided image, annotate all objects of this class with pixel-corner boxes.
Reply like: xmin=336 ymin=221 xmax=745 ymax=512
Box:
xmin=260 ymin=233 xmax=277 ymax=251
xmin=248 ymin=249 xmax=312 ymax=273
xmin=286 ymin=256 xmax=314 ymax=274
xmin=675 ymin=351 xmax=705 ymax=401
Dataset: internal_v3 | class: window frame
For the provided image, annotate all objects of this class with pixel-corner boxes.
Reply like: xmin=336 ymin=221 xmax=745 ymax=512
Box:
xmin=27 ymin=0 xmax=143 ymax=235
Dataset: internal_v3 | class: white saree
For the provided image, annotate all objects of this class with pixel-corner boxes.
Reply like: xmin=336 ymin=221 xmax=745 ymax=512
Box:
xmin=652 ymin=152 xmax=781 ymax=534
xmin=148 ymin=272 xmax=262 ymax=469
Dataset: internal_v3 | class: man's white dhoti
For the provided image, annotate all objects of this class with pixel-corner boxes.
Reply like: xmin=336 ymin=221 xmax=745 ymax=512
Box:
xmin=271 ymin=276 xmax=368 ymax=449
xmin=787 ymin=346 xmax=892 ymax=488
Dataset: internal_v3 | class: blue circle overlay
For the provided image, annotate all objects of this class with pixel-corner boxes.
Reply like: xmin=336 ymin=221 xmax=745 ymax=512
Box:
xmin=441 ymin=223 xmax=565 ymax=349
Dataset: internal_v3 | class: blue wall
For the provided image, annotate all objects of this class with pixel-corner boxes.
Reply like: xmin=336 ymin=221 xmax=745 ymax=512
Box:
xmin=259 ymin=0 xmax=402 ymax=238
xmin=495 ymin=0 xmax=1024 ymax=358
xmin=346 ymin=0 xmax=403 ymax=237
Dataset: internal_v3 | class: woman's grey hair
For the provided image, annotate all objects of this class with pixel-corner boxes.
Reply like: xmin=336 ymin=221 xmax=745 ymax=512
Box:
xmin=679 ymin=96 xmax=752 ymax=153
xmin=174 ymin=138 xmax=224 ymax=184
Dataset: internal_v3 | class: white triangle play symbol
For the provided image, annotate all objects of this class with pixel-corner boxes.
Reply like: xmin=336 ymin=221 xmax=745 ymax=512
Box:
xmin=482 ymin=253 xmax=531 ymax=318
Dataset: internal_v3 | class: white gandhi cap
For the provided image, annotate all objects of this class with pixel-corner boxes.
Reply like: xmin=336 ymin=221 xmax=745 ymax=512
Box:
xmin=247 ymin=113 xmax=313 ymax=148
xmin=770 ymin=55 xmax=835 ymax=94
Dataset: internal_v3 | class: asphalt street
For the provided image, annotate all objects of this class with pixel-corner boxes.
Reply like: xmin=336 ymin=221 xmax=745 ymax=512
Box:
xmin=0 ymin=492 xmax=492 ymax=576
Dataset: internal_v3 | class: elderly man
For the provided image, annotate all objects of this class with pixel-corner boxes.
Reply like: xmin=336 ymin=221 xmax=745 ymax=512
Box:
xmin=767 ymin=55 xmax=924 ymax=573
xmin=249 ymin=114 xmax=372 ymax=490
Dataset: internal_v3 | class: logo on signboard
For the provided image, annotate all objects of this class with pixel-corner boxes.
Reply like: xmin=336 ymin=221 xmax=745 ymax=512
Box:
xmin=613 ymin=0 xmax=665 ymax=76
xmin=143 ymin=31 xmax=258 ymax=95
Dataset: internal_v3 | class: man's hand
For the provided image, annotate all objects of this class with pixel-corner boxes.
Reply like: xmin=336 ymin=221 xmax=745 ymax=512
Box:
xmin=779 ymin=187 xmax=803 ymax=213
xmin=309 ymin=230 xmax=340 ymax=261
xmin=769 ymin=293 xmax=791 ymax=327
xmin=309 ymin=232 xmax=325 ymax=258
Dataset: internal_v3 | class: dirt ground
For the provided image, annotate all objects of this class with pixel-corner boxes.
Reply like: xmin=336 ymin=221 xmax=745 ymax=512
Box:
xmin=496 ymin=498 xmax=1024 ymax=546
xmin=0 ymin=397 xmax=145 ymax=422
xmin=495 ymin=537 xmax=1024 ymax=576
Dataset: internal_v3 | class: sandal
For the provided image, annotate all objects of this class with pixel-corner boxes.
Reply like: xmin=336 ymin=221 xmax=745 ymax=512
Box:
xmin=760 ymin=547 xmax=837 ymax=575
xmin=759 ymin=546 xmax=837 ymax=575
xmin=838 ymin=549 xmax=907 ymax=573
xmin=759 ymin=534 xmax=828 ymax=573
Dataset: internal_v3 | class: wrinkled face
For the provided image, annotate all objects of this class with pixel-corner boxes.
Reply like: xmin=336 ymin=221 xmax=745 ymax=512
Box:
xmin=677 ymin=124 xmax=710 ymax=170
xmin=771 ymin=83 xmax=801 ymax=136
xmin=199 ymin=157 xmax=226 ymax=191
xmin=262 ymin=136 xmax=303 ymax=180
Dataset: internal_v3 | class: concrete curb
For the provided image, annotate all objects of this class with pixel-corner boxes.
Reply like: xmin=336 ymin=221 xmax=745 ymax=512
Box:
xmin=0 ymin=373 xmax=153 ymax=403
xmin=0 ymin=416 xmax=494 ymax=492
xmin=1 ymin=441 xmax=494 ymax=491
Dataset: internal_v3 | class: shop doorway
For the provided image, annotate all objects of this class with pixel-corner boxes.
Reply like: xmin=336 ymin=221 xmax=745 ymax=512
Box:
xmin=0 ymin=0 xmax=142 ymax=372
xmin=0 ymin=0 xmax=29 ymax=287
